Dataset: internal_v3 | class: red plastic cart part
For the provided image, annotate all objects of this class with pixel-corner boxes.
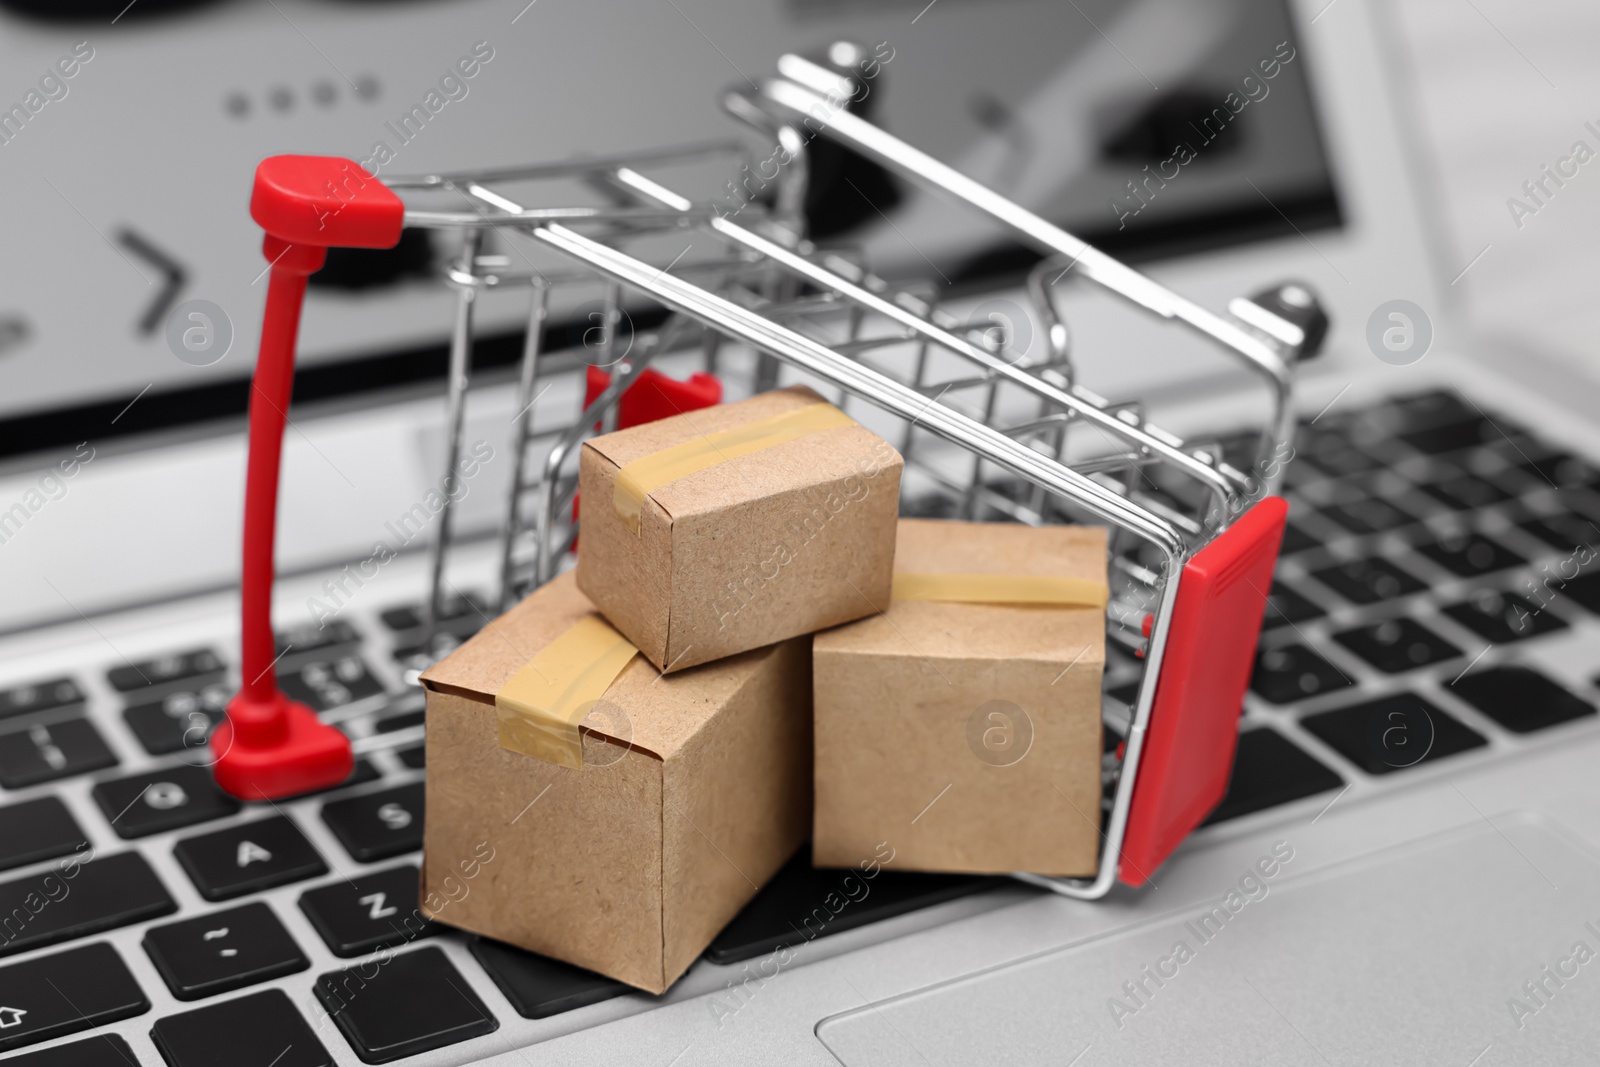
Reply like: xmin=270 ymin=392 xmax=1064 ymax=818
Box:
xmin=573 ymin=366 xmax=724 ymax=526
xmin=1116 ymin=495 xmax=1288 ymax=887
xmin=584 ymin=364 xmax=723 ymax=427
xmin=214 ymin=156 xmax=404 ymax=800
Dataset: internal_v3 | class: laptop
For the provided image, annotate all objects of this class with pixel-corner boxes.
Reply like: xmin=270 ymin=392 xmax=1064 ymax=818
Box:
xmin=2 ymin=0 xmax=1598 ymax=1063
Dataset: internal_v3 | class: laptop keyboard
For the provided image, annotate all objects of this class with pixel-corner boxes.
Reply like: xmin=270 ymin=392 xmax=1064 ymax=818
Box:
xmin=2 ymin=386 xmax=1598 ymax=1060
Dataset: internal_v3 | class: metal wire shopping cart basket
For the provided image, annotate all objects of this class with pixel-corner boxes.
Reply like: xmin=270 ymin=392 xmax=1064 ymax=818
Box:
xmin=217 ymin=44 xmax=1327 ymax=900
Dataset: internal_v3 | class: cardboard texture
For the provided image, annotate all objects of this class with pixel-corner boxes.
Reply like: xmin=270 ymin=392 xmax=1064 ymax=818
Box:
xmin=419 ymin=572 xmax=812 ymax=994
xmin=812 ymin=518 xmax=1107 ymax=877
xmin=576 ymin=385 xmax=903 ymax=673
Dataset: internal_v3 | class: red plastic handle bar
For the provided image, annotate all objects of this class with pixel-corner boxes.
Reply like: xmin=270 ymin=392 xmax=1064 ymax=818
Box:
xmin=213 ymin=157 xmax=404 ymax=800
xmin=1116 ymin=495 xmax=1287 ymax=885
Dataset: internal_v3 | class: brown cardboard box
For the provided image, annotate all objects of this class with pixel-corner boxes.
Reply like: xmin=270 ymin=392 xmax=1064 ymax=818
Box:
xmin=576 ymin=385 xmax=902 ymax=673
xmin=418 ymin=572 xmax=812 ymax=993
xmin=812 ymin=518 xmax=1107 ymax=877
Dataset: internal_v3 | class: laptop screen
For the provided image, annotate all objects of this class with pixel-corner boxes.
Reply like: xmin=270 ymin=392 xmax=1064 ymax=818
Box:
xmin=0 ymin=0 xmax=1337 ymax=456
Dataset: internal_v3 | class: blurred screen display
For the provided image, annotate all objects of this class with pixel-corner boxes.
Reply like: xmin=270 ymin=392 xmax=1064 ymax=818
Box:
xmin=0 ymin=0 xmax=1336 ymax=445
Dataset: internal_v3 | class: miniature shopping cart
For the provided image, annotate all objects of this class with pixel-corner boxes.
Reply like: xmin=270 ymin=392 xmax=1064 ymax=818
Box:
xmin=216 ymin=44 xmax=1326 ymax=900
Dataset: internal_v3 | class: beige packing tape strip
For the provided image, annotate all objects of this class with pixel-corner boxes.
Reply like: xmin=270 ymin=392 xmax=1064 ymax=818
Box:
xmin=495 ymin=615 xmax=639 ymax=769
xmin=611 ymin=401 xmax=856 ymax=533
xmin=892 ymin=572 xmax=1109 ymax=609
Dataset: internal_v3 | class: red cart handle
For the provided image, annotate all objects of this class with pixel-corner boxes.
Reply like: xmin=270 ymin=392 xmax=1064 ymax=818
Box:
xmin=212 ymin=157 xmax=404 ymax=799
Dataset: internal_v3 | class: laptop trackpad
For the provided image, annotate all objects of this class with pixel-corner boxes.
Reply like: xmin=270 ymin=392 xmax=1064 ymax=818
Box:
xmin=818 ymin=816 xmax=1598 ymax=1065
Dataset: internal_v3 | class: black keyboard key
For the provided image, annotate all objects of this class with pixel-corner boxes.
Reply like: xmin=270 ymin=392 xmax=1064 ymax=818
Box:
xmin=106 ymin=648 xmax=224 ymax=694
xmin=1202 ymin=728 xmax=1343 ymax=825
xmin=144 ymin=901 xmax=310 ymax=1000
xmin=1311 ymin=557 xmax=1426 ymax=605
xmin=470 ymin=937 xmax=627 ymax=1019
xmin=380 ymin=592 xmax=488 ymax=633
xmin=1320 ymin=497 xmax=1417 ymax=535
xmin=1298 ymin=428 xmax=1381 ymax=477
xmin=0 ymin=798 xmax=88 ymax=872
xmin=175 ymin=816 xmax=328 ymax=902
xmin=276 ymin=618 xmax=362 ymax=660
xmin=1347 ymin=468 xmax=1423 ymax=504
xmin=1313 ymin=447 xmax=1384 ymax=478
xmin=322 ymin=783 xmax=424 ymax=863
xmin=1259 ymin=580 xmax=1325 ymax=631
xmin=381 ymin=606 xmax=432 ymax=632
xmin=0 ymin=678 xmax=84 ymax=721
xmin=1419 ymin=470 xmax=1511 ymax=511
xmin=299 ymin=865 xmax=438 ymax=958
xmin=1340 ymin=432 xmax=1410 ymax=470
xmin=0 ymin=943 xmax=147 ymax=1053
xmin=1509 ymin=451 xmax=1598 ymax=490
xmin=123 ymin=681 xmax=230 ymax=756
xmin=316 ymin=946 xmax=497 ymax=1062
xmin=152 ymin=988 xmax=333 ymax=1067
xmin=92 ymin=764 xmax=240 ymax=839
xmin=1250 ymin=644 xmax=1353 ymax=704
xmin=1283 ymin=459 xmax=1322 ymax=490
xmin=1400 ymin=416 xmax=1497 ymax=456
xmin=706 ymin=846 xmax=995 ymax=965
xmin=1562 ymin=572 xmax=1600 ymax=615
xmin=6 ymin=1033 xmax=139 ymax=1066
xmin=1519 ymin=511 xmax=1600 ymax=551
xmin=282 ymin=758 xmax=382 ymax=801
xmin=0 ymin=852 xmax=175 ymax=957
xmin=1279 ymin=520 xmax=1320 ymax=555
xmin=279 ymin=655 xmax=386 ymax=713
xmin=1379 ymin=389 xmax=1474 ymax=427
xmin=1414 ymin=530 xmax=1524 ymax=578
xmin=1333 ymin=618 xmax=1461 ymax=673
xmin=1442 ymin=590 xmax=1568 ymax=643
xmin=1302 ymin=693 xmax=1487 ymax=775
xmin=397 ymin=745 xmax=425 ymax=769
xmin=1483 ymin=433 xmax=1549 ymax=470
xmin=375 ymin=710 xmax=424 ymax=734
xmin=1451 ymin=666 xmax=1595 ymax=733
xmin=0 ymin=720 xmax=116 ymax=788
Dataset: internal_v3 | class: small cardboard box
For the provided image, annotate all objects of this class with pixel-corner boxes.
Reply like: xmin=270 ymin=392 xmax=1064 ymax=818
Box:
xmin=418 ymin=572 xmax=812 ymax=994
xmin=576 ymin=385 xmax=902 ymax=674
xmin=812 ymin=518 xmax=1107 ymax=877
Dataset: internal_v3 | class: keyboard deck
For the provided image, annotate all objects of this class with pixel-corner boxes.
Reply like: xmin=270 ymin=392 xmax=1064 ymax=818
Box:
xmin=2 ymin=387 xmax=1598 ymax=1064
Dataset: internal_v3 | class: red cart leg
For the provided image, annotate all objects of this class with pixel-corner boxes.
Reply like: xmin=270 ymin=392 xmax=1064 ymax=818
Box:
xmin=212 ymin=158 xmax=403 ymax=799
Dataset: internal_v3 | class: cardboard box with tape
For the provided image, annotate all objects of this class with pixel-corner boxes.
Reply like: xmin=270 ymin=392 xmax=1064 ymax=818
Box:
xmin=418 ymin=571 xmax=812 ymax=993
xmin=577 ymin=385 xmax=903 ymax=673
xmin=812 ymin=518 xmax=1108 ymax=877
